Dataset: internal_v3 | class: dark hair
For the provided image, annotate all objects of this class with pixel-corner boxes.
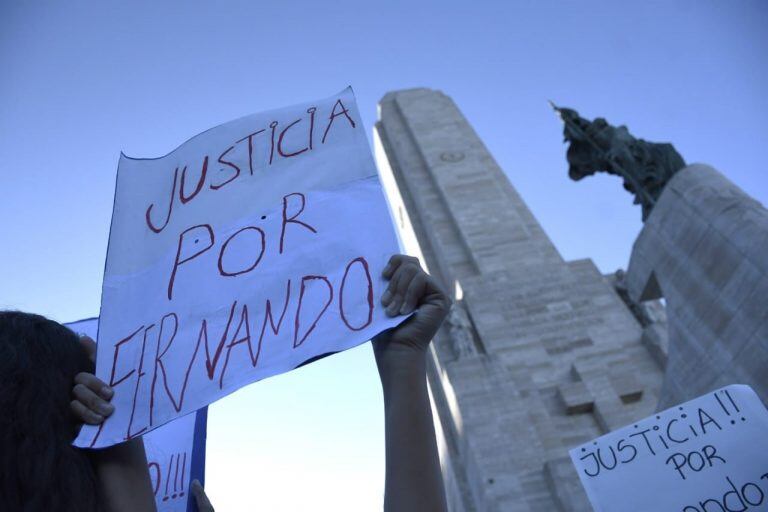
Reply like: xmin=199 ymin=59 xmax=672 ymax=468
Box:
xmin=0 ymin=311 xmax=100 ymax=512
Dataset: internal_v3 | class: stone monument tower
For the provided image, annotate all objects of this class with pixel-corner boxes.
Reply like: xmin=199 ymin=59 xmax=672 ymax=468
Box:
xmin=374 ymin=89 xmax=665 ymax=511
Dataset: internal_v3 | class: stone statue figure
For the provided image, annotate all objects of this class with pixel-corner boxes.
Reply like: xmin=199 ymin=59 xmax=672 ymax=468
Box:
xmin=446 ymin=303 xmax=476 ymax=359
xmin=550 ymin=102 xmax=686 ymax=220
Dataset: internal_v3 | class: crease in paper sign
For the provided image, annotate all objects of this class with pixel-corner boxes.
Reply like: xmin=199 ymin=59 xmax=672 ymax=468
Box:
xmin=103 ymin=176 xmax=383 ymax=285
xmin=77 ymin=88 xmax=405 ymax=448
xmin=109 ymin=86 xmax=376 ymax=272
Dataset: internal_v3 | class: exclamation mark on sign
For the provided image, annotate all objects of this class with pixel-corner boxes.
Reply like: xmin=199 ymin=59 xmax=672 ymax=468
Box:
xmin=172 ymin=452 xmax=180 ymax=499
xmin=179 ymin=452 xmax=187 ymax=497
xmin=714 ymin=390 xmax=731 ymax=416
xmin=163 ymin=454 xmax=174 ymax=501
xmin=723 ymin=389 xmax=746 ymax=425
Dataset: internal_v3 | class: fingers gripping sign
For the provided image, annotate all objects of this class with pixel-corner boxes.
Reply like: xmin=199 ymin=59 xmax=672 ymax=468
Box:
xmin=72 ymin=373 xmax=115 ymax=424
xmin=382 ymin=255 xmax=422 ymax=315
xmin=378 ymin=254 xmax=451 ymax=352
xmin=70 ymin=335 xmax=115 ymax=426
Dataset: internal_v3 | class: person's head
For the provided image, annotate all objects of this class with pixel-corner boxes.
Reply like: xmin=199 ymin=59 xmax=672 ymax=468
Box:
xmin=0 ymin=311 xmax=100 ymax=512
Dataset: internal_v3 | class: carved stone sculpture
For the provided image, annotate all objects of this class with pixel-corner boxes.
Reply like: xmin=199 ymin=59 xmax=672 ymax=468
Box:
xmin=551 ymin=103 xmax=686 ymax=220
xmin=446 ymin=303 xmax=476 ymax=359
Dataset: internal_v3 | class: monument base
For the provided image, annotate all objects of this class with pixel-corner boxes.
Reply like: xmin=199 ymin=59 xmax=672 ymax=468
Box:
xmin=625 ymin=164 xmax=768 ymax=409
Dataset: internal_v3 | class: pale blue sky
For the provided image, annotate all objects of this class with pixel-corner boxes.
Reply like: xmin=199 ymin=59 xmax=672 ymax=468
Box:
xmin=1 ymin=1 xmax=766 ymax=510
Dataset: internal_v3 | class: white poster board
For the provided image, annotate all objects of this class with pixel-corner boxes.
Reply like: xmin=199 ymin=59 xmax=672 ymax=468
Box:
xmin=570 ymin=385 xmax=768 ymax=512
xmin=66 ymin=318 xmax=208 ymax=512
xmin=76 ymin=87 xmax=402 ymax=448
xmin=143 ymin=412 xmax=203 ymax=512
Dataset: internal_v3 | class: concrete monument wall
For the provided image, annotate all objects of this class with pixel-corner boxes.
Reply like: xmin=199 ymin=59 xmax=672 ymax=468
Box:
xmin=374 ymin=88 xmax=666 ymax=511
xmin=625 ymin=163 xmax=768 ymax=409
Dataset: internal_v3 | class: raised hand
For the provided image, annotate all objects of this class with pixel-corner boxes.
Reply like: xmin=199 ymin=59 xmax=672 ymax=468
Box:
xmin=70 ymin=335 xmax=114 ymax=426
xmin=374 ymin=254 xmax=449 ymax=512
xmin=376 ymin=254 xmax=451 ymax=355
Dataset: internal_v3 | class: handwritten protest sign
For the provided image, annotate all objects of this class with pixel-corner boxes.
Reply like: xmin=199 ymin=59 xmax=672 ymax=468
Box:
xmin=66 ymin=318 xmax=208 ymax=512
xmin=143 ymin=411 xmax=207 ymax=512
xmin=76 ymin=88 xmax=403 ymax=448
xmin=570 ymin=385 xmax=768 ymax=512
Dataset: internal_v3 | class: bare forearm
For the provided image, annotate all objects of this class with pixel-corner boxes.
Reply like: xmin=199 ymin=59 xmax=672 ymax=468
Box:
xmin=374 ymin=255 xmax=450 ymax=511
xmin=88 ymin=437 xmax=157 ymax=512
xmin=377 ymin=348 xmax=447 ymax=512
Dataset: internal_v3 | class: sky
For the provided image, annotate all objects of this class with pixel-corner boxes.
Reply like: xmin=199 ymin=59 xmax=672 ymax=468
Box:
xmin=1 ymin=1 xmax=766 ymax=510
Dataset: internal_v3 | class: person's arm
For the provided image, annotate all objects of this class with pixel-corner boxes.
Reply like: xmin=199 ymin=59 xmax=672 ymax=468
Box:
xmin=70 ymin=336 xmax=157 ymax=512
xmin=374 ymin=254 xmax=450 ymax=512
xmin=86 ymin=437 xmax=156 ymax=512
